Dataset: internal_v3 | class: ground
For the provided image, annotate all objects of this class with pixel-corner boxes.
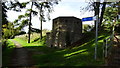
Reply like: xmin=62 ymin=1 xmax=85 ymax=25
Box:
xmin=6 ymin=40 xmax=35 ymax=67
xmin=106 ymin=34 xmax=120 ymax=66
xmin=3 ymin=31 xmax=119 ymax=67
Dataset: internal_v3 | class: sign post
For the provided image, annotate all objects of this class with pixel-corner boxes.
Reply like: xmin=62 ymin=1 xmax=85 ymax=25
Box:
xmin=94 ymin=15 xmax=98 ymax=60
xmin=82 ymin=15 xmax=98 ymax=60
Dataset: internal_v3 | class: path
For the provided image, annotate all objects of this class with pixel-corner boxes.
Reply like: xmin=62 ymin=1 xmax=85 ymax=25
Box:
xmin=9 ymin=39 xmax=35 ymax=67
xmin=107 ymin=35 xmax=120 ymax=66
xmin=10 ymin=39 xmax=23 ymax=48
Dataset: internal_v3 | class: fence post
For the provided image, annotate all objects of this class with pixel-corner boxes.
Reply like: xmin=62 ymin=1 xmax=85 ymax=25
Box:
xmin=103 ymin=40 xmax=105 ymax=59
xmin=105 ymin=39 xmax=108 ymax=57
xmin=103 ymin=39 xmax=105 ymax=58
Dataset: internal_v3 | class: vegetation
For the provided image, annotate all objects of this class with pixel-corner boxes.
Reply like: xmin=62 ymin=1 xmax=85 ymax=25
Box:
xmin=4 ymin=29 xmax=111 ymax=66
xmin=31 ymin=30 xmax=110 ymax=66
xmin=2 ymin=0 xmax=120 ymax=67
xmin=81 ymin=1 xmax=120 ymax=29
xmin=83 ymin=24 xmax=93 ymax=33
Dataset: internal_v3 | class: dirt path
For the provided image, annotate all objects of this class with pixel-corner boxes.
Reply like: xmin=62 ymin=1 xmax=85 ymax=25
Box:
xmin=9 ymin=39 xmax=35 ymax=67
xmin=106 ymin=35 xmax=120 ymax=66
xmin=10 ymin=39 xmax=23 ymax=48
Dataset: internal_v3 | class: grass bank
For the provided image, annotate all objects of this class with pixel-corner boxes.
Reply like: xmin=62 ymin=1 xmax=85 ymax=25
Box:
xmin=32 ymin=33 xmax=110 ymax=66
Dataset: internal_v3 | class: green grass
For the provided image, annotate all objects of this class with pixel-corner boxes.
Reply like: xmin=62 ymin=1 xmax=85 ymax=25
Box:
xmin=2 ymin=39 xmax=15 ymax=66
xmin=5 ymin=31 xmax=111 ymax=66
xmin=13 ymin=37 xmax=45 ymax=47
xmin=15 ymin=33 xmax=46 ymax=43
xmin=31 ymin=32 xmax=110 ymax=66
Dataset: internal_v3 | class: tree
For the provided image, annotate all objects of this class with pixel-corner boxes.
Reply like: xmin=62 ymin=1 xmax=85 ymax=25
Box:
xmin=13 ymin=0 xmax=60 ymax=43
xmin=2 ymin=0 xmax=60 ymax=44
xmin=80 ymin=0 xmax=107 ymax=29
xmin=99 ymin=2 xmax=106 ymax=27
xmin=33 ymin=0 xmax=60 ymax=39
xmin=2 ymin=0 xmax=29 ymax=36
xmin=28 ymin=2 xmax=34 ymax=43
xmin=101 ymin=2 xmax=120 ymax=32
xmin=2 ymin=22 xmax=15 ymax=39
xmin=2 ymin=0 xmax=29 ymax=48
xmin=94 ymin=2 xmax=100 ymax=28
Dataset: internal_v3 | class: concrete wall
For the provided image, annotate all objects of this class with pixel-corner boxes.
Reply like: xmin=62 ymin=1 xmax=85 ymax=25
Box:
xmin=46 ymin=16 xmax=82 ymax=48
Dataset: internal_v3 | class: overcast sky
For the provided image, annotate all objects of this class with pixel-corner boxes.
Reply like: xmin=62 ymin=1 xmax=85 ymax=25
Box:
xmin=7 ymin=0 xmax=94 ymax=32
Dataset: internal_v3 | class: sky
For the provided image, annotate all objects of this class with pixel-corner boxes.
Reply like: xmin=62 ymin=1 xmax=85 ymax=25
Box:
xmin=7 ymin=0 xmax=94 ymax=32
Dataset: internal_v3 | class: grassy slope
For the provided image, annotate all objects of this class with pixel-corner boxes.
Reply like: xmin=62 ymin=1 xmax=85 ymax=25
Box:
xmin=11 ymin=31 xmax=111 ymax=66
xmin=13 ymin=33 xmax=46 ymax=47
xmin=32 ymin=33 xmax=109 ymax=66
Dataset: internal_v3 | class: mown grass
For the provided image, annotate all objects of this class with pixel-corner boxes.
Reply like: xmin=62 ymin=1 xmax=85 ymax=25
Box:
xmin=13 ymin=36 xmax=46 ymax=47
xmin=2 ymin=39 xmax=15 ymax=66
xmin=15 ymin=33 xmax=46 ymax=43
xmin=6 ymin=31 xmax=111 ymax=66
xmin=31 ymin=34 xmax=109 ymax=66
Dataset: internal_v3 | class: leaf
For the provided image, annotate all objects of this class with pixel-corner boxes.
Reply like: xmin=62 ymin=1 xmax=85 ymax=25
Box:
xmin=14 ymin=19 xmax=19 ymax=23
xmin=18 ymin=15 xmax=25 ymax=19
xmin=25 ymin=13 xmax=30 ymax=17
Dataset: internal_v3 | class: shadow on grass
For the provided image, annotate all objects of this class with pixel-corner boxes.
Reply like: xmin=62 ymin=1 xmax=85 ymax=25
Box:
xmin=3 ymin=33 xmax=109 ymax=66
xmin=2 ymin=40 xmax=15 ymax=66
xmin=23 ymin=34 xmax=108 ymax=66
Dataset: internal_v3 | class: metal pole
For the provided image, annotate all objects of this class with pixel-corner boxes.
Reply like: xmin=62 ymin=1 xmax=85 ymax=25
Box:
xmin=94 ymin=15 xmax=98 ymax=60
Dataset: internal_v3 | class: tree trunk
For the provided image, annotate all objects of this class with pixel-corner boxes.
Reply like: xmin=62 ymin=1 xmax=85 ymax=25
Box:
xmin=94 ymin=2 xmax=100 ymax=26
xmin=118 ymin=1 xmax=120 ymax=18
xmin=40 ymin=15 xmax=42 ymax=39
xmin=28 ymin=2 xmax=33 ymax=43
xmin=99 ymin=2 xmax=106 ymax=28
xmin=40 ymin=4 xmax=43 ymax=39
xmin=92 ymin=2 xmax=100 ymax=31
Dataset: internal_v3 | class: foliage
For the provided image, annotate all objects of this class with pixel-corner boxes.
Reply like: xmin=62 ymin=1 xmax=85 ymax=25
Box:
xmin=2 ymin=2 xmax=8 ymax=25
xmin=2 ymin=23 xmax=15 ymax=39
xmin=2 ymin=0 xmax=29 ymax=47
xmin=102 ymin=3 xmax=120 ymax=31
xmin=83 ymin=24 xmax=93 ymax=33
xmin=33 ymin=0 xmax=60 ymax=39
xmin=80 ymin=1 xmax=120 ymax=28
xmin=7 ymin=1 xmax=29 ymax=12
xmin=104 ymin=7 xmax=118 ymax=22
